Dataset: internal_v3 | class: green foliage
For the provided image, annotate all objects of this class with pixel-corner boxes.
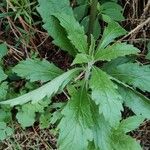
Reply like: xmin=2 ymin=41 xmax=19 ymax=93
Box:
xmin=0 ymin=122 xmax=13 ymax=141
xmin=13 ymin=58 xmax=63 ymax=82
xmin=98 ymin=2 xmax=125 ymax=21
xmin=0 ymin=82 xmax=8 ymax=100
xmin=58 ymin=87 xmax=93 ymax=150
xmin=37 ymin=0 xmax=77 ymax=55
xmin=54 ymin=13 xmax=88 ymax=53
xmin=0 ymin=68 xmax=80 ymax=106
xmin=0 ymin=43 xmax=8 ymax=61
xmin=97 ymin=21 xmax=127 ymax=50
xmin=90 ymin=67 xmax=123 ymax=126
xmin=106 ymin=63 xmax=150 ymax=92
xmin=16 ymin=99 xmax=50 ymax=128
xmin=0 ymin=67 xmax=7 ymax=82
xmin=0 ymin=0 xmax=150 ymax=149
xmin=95 ymin=43 xmax=139 ymax=61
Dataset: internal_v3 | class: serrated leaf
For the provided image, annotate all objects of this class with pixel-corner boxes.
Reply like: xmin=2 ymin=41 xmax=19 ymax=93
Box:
xmin=13 ymin=58 xmax=63 ymax=82
xmin=0 ymin=82 xmax=8 ymax=101
xmin=16 ymin=99 xmax=50 ymax=128
xmin=90 ymin=67 xmax=123 ymax=126
xmin=72 ymin=53 xmax=92 ymax=65
xmin=16 ymin=108 xmax=36 ymax=128
xmin=111 ymin=131 xmax=142 ymax=150
xmin=97 ymin=21 xmax=127 ymax=50
xmin=0 ymin=122 xmax=13 ymax=141
xmin=0 ymin=67 xmax=7 ymax=82
xmin=118 ymin=86 xmax=150 ymax=119
xmin=37 ymin=0 xmax=76 ymax=55
xmin=91 ymin=103 xmax=112 ymax=150
xmin=58 ymin=87 xmax=93 ymax=150
xmin=0 ymin=43 xmax=8 ymax=60
xmin=95 ymin=43 xmax=139 ymax=61
xmin=54 ymin=13 xmax=88 ymax=53
xmin=119 ymin=116 xmax=144 ymax=133
xmin=0 ymin=68 xmax=80 ymax=106
xmin=111 ymin=117 xmax=142 ymax=150
xmin=108 ymin=63 xmax=150 ymax=92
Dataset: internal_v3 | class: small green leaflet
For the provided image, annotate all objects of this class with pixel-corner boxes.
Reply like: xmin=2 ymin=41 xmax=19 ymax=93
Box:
xmin=108 ymin=63 xmax=150 ymax=92
xmin=0 ymin=68 xmax=80 ymax=106
xmin=16 ymin=99 xmax=50 ymax=128
xmin=0 ymin=66 xmax=7 ymax=82
xmin=111 ymin=131 xmax=142 ymax=150
xmin=95 ymin=43 xmax=139 ymax=61
xmin=97 ymin=21 xmax=127 ymax=50
xmin=0 ymin=43 xmax=8 ymax=60
xmin=0 ymin=122 xmax=13 ymax=141
xmin=118 ymin=86 xmax=150 ymax=119
xmin=118 ymin=116 xmax=144 ymax=133
xmin=72 ymin=53 xmax=92 ymax=65
xmin=0 ymin=109 xmax=12 ymax=123
xmin=54 ymin=13 xmax=88 ymax=53
xmin=39 ymin=113 xmax=51 ymax=129
xmin=74 ymin=4 xmax=88 ymax=21
xmin=111 ymin=116 xmax=143 ymax=150
xmin=13 ymin=58 xmax=63 ymax=82
xmin=58 ymin=87 xmax=93 ymax=150
xmin=0 ymin=82 xmax=8 ymax=100
xmin=90 ymin=67 xmax=123 ymax=126
xmin=37 ymin=0 xmax=76 ymax=55
xmin=100 ymin=2 xmax=124 ymax=21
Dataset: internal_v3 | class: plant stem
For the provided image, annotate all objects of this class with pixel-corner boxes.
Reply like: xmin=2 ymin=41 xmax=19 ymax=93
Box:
xmin=87 ymin=0 xmax=98 ymax=44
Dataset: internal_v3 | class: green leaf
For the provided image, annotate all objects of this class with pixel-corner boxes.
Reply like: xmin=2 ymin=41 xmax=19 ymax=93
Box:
xmin=0 ymin=43 xmax=8 ymax=60
xmin=100 ymin=2 xmax=124 ymax=21
xmin=0 ymin=67 xmax=7 ymax=82
xmin=54 ymin=13 xmax=88 ymax=53
xmin=16 ymin=99 xmax=50 ymax=128
xmin=81 ymin=16 xmax=101 ymax=40
xmin=90 ymin=67 xmax=123 ymax=126
xmin=0 ymin=109 xmax=12 ymax=123
xmin=39 ymin=113 xmax=51 ymax=129
xmin=91 ymin=103 xmax=112 ymax=150
xmin=111 ymin=131 xmax=142 ymax=150
xmin=58 ymin=87 xmax=93 ymax=150
xmin=108 ymin=63 xmax=150 ymax=92
xmin=95 ymin=43 xmax=139 ymax=61
xmin=0 ymin=122 xmax=13 ymax=141
xmin=16 ymin=108 xmax=36 ymax=128
xmin=37 ymin=0 xmax=76 ymax=55
xmin=119 ymin=116 xmax=144 ymax=133
xmin=72 ymin=53 xmax=92 ymax=65
xmin=97 ymin=21 xmax=127 ymax=50
xmin=0 ymin=82 xmax=8 ymax=101
xmin=118 ymin=86 xmax=150 ymax=119
xmin=13 ymin=58 xmax=63 ymax=82
xmin=0 ymin=68 xmax=80 ymax=106
xmin=111 ymin=117 xmax=142 ymax=150
xmin=74 ymin=4 xmax=88 ymax=21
